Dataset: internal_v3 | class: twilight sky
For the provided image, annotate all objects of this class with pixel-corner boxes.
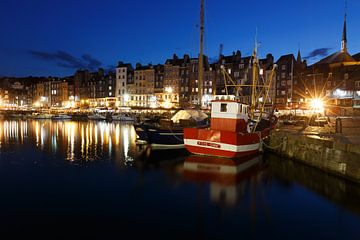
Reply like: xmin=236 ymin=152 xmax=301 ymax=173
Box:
xmin=0 ymin=0 xmax=359 ymax=77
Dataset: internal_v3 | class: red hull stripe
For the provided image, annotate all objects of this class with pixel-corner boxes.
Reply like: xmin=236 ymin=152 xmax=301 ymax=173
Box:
xmin=183 ymin=128 xmax=263 ymax=145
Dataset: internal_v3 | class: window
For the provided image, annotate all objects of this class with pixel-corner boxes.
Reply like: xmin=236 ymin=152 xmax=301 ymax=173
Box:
xmin=355 ymin=81 xmax=360 ymax=88
xmin=282 ymin=65 xmax=286 ymax=70
xmin=122 ymin=82 xmax=125 ymax=87
xmin=220 ymin=103 xmax=227 ymax=112
xmin=281 ymin=72 xmax=286 ymax=79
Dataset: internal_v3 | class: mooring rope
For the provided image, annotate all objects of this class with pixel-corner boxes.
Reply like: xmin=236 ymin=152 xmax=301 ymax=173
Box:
xmin=256 ymin=131 xmax=286 ymax=150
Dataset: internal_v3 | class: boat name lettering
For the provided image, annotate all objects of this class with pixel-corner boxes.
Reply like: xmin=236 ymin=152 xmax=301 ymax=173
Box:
xmin=197 ymin=141 xmax=221 ymax=148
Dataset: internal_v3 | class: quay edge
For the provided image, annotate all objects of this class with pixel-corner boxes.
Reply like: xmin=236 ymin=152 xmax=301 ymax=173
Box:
xmin=266 ymin=129 xmax=360 ymax=183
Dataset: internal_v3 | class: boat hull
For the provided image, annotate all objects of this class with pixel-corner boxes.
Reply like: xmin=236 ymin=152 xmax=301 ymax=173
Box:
xmin=184 ymin=128 xmax=270 ymax=158
xmin=134 ymin=124 xmax=184 ymax=150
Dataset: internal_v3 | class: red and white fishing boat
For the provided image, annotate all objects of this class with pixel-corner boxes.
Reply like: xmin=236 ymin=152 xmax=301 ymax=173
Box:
xmin=183 ymin=0 xmax=277 ymax=158
xmin=184 ymin=97 xmax=276 ymax=158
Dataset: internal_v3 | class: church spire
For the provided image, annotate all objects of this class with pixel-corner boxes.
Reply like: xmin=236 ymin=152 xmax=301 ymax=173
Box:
xmin=297 ymin=49 xmax=302 ymax=63
xmin=341 ymin=2 xmax=347 ymax=52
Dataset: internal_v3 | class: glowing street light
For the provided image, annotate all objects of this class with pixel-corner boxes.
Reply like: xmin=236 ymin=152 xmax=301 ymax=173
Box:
xmin=309 ymin=98 xmax=324 ymax=113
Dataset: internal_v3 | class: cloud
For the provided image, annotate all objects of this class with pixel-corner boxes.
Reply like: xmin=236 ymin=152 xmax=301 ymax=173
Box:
xmin=28 ymin=50 xmax=102 ymax=71
xmin=82 ymin=54 xmax=102 ymax=70
xmin=305 ymin=48 xmax=332 ymax=60
xmin=104 ymin=65 xmax=116 ymax=73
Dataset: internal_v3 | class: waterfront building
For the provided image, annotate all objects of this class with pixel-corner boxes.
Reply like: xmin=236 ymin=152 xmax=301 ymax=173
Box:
xmin=51 ymin=80 xmax=68 ymax=107
xmin=275 ymin=52 xmax=307 ymax=109
xmin=115 ymin=62 xmax=133 ymax=106
xmin=213 ymin=51 xmax=275 ymax=105
xmin=154 ymin=64 xmax=164 ymax=107
xmin=187 ymin=55 xmax=212 ymax=108
xmin=128 ymin=64 xmax=155 ymax=108
xmin=74 ymin=70 xmax=91 ymax=101
xmin=163 ymin=53 xmax=212 ymax=108
xmin=163 ymin=54 xmax=182 ymax=108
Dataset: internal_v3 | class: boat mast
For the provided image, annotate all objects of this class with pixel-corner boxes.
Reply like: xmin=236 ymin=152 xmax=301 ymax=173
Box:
xmin=251 ymin=37 xmax=259 ymax=119
xmin=198 ymin=0 xmax=204 ymax=107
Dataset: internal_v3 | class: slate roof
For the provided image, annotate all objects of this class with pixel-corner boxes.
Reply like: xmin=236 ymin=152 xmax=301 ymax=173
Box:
xmin=314 ymin=51 xmax=355 ymax=65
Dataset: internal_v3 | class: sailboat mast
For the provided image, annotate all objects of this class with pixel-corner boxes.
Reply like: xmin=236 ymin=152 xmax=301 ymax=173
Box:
xmin=198 ymin=0 xmax=204 ymax=107
xmin=251 ymin=42 xmax=258 ymax=119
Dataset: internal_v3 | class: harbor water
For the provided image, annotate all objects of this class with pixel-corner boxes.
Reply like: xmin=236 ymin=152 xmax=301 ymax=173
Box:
xmin=0 ymin=119 xmax=360 ymax=239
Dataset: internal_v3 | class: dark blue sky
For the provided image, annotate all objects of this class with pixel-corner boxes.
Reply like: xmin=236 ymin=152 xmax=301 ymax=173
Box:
xmin=0 ymin=0 xmax=359 ymax=77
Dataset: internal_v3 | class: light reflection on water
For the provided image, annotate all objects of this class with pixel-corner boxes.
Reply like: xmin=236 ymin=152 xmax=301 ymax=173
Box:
xmin=0 ymin=120 xmax=138 ymax=163
xmin=0 ymin=119 xmax=360 ymax=239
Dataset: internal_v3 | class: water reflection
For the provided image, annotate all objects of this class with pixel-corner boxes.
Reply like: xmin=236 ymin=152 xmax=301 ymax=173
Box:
xmin=0 ymin=120 xmax=360 ymax=238
xmin=183 ymin=154 xmax=265 ymax=207
xmin=0 ymin=120 xmax=138 ymax=164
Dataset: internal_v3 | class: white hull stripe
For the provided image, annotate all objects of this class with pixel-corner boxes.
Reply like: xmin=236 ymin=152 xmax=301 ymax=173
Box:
xmin=151 ymin=143 xmax=185 ymax=150
xmin=158 ymin=133 xmax=184 ymax=136
xmin=184 ymin=139 xmax=259 ymax=152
